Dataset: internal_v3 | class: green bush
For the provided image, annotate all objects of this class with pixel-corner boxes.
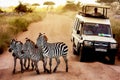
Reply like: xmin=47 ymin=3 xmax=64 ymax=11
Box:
xmin=111 ymin=18 xmax=120 ymax=43
xmin=9 ymin=17 xmax=29 ymax=34
xmin=0 ymin=28 xmax=11 ymax=54
xmin=0 ymin=12 xmax=46 ymax=54
xmin=14 ymin=2 xmax=33 ymax=13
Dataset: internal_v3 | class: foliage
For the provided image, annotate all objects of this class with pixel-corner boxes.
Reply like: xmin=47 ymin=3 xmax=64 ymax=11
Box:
xmin=43 ymin=1 xmax=55 ymax=5
xmin=63 ymin=3 xmax=79 ymax=11
xmin=110 ymin=18 xmax=120 ymax=43
xmin=0 ymin=12 xmax=46 ymax=54
xmin=9 ymin=17 xmax=29 ymax=34
xmin=0 ymin=28 xmax=11 ymax=54
xmin=14 ymin=2 xmax=33 ymax=13
xmin=98 ymin=0 xmax=116 ymax=3
xmin=32 ymin=3 xmax=40 ymax=6
xmin=0 ymin=8 xmax=4 ymax=13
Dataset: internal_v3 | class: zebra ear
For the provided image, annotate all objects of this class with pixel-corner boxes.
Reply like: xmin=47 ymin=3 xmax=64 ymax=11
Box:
xmin=11 ymin=39 xmax=15 ymax=42
xmin=44 ymin=35 xmax=48 ymax=41
xmin=25 ymin=37 xmax=29 ymax=40
xmin=39 ymin=33 xmax=42 ymax=36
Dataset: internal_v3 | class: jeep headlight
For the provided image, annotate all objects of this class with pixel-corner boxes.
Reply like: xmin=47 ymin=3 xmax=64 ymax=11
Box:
xmin=110 ymin=43 xmax=118 ymax=49
xmin=84 ymin=41 xmax=93 ymax=46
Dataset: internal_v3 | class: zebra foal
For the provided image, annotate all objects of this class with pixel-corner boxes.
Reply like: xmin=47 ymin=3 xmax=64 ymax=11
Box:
xmin=36 ymin=33 xmax=68 ymax=73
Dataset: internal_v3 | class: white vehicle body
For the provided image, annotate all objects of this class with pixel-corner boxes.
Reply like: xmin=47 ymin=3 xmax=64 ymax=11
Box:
xmin=71 ymin=3 xmax=118 ymax=64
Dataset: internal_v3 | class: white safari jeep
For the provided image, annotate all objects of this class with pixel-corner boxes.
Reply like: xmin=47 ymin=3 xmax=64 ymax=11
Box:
xmin=71 ymin=3 xmax=118 ymax=64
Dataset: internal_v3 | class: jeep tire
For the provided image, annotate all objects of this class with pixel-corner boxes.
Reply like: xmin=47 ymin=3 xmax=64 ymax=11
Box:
xmin=73 ymin=43 xmax=78 ymax=55
xmin=109 ymin=54 xmax=115 ymax=64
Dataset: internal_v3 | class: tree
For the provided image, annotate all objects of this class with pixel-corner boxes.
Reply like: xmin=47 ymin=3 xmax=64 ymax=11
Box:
xmin=14 ymin=2 xmax=32 ymax=13
xmin=43 ymin=1 xmax=55 ymax=11
xmin=97 ymin=0 xmax=114 ymax=3
xmin=32 ymin=3 xmax=40 ymax=6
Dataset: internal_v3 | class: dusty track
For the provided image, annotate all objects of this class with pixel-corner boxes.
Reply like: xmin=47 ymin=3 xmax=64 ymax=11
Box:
xmin=0 ymin=13 xmax=120 ymax=80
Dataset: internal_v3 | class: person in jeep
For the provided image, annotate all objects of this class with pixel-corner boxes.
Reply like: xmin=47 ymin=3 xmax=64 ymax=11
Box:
xmin=93 ymin=7 xmax=102 ymax=16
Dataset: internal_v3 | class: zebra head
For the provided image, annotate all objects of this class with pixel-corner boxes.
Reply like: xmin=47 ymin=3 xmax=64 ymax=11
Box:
xmin=16 ymin=41 xmax=23 ymax=54
xmin=36 ymin=33 xmax=48 ymax=47
xmin=22 ymin=38 xmax=36 ymax=54
xmin=8 ymin=39 xmax=17 ymax=53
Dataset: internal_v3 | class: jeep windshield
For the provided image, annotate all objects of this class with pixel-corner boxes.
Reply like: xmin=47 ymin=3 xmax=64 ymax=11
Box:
xmin=83 ymin=23 xmax=112 ymax=37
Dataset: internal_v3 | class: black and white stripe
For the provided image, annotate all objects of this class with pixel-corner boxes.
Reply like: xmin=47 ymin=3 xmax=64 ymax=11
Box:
xmin=36 ymin=33 xmax=68 ymax=73
xmin=22 ymin=38 xmax=49 ymax=74
xmin=8 ymin=39 xmax=25 ymax=74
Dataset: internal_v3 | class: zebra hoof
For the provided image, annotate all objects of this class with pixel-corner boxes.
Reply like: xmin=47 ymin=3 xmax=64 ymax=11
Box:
xmin=53 ymin=68 xmax=57 ymax=72
xmin=36 ymin=70 xmax=40 ymax=74
xmin=46 ymin=69 xmax=50 ymax=73
xmin=21 ymin=70 xmax=24 ymax=73
xmin=26 ymin=67 xmax=29 ymax=70
xmin=12 ymin=70 xmax=15 ymax=74
xmin=66 ymin=68 xmax=68 ymax=72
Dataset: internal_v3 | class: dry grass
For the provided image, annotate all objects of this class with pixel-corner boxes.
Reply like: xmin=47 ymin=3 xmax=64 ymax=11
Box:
xmin=0 ymin=12 xmax=46 ymax=54
xmin=110 ymin=17 xmax=120 ymax=43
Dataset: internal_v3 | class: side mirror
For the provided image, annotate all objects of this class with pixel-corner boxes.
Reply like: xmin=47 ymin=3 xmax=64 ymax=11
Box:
xmin=113 ymin=34 xmax=115 ymax=38
xmin=77 ymin=30 xmax=80 ymax=34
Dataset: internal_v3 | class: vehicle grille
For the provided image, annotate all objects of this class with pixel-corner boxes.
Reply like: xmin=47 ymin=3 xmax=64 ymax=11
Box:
xmin=94 ymin=41 xmax=109 ymax=49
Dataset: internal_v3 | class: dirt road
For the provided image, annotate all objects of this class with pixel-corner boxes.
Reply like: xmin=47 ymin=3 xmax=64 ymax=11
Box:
xmin=0 ymin=13 xmax=120 ymax=80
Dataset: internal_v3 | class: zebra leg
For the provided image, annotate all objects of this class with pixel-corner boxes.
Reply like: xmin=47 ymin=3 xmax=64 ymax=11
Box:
xmin=63 ymin=56 xmax=68 ymax=72
xmin=31 ymin=60 xmax=34 ymax=70
xmin=26 ymin=58 xmax=30 ymax=70
xmin=49 ymin=58 xmax=52 ymax=73
xmin=43 ymin=57 xmax=50 ymax=73
xmin=13 ymin=57 xmax=17 ymax=74
xmin=42 ymin=60 xmax=46 ymax=73
xmin=53 ymin=58 xmax=60 ymax=72
xmin=24 ymin=59 xmax=27 ymax=69
xmin=20 ymin=59 xmax=24 ymax=73
xmin=34 ymin=62 xmax=40 ymax=74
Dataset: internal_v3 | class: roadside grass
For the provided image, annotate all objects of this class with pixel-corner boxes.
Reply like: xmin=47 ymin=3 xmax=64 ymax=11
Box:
xmin=0 ymin=12 xmax=46 ymax=54
xmin=110 ymin=18 xmax=120 ymax=43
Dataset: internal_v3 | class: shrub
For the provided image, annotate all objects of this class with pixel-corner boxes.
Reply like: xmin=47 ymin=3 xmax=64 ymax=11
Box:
xmin=9 ymin=17 xmax=29 ymax=34
xmin=14 ymin=2 xmax=33 ymax=13
xmin=0 ymin=12 xmax=46 ymax=54
xmin=110 ymin=18 xmax=120 ymax=43
xmin=0 ymin=28 xmax=11 ymax=54
xmin=63 ymin=3 xmax=79 ymax=11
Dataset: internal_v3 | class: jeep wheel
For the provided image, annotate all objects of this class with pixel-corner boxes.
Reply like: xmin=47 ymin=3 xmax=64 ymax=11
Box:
xmin=109 ymin=54 xmax=115 ymax=64
xmin=73 ymin=43 xmax=78 ymax=55
xmin=80 ymin=48 xmax=86 ymax=62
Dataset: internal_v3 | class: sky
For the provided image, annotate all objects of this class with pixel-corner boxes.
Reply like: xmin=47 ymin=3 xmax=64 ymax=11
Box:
xmin=0 ymin=0 xmax=97 ymax=7
xmin=0 ymin=0 xmax=67 ymax=7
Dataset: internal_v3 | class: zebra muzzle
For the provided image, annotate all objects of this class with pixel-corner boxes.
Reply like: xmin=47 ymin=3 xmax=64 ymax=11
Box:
xmin=8 ymin=48 xmax=12 ymax=52
xmin=12 ymin=53 xmax=16 ymax=57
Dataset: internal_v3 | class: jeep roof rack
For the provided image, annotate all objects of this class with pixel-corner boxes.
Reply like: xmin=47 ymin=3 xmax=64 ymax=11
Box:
xmin=80 ymin=3 xmax=110 ymax=19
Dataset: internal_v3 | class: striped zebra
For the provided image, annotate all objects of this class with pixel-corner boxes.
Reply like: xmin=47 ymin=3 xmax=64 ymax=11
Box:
xmin=8 ymin=39 xmax=25 ymax=74
xmin=36 ymin=33 xmax=68 ymax=73
xmin=22 ymin=38 xmax=49 ymax=74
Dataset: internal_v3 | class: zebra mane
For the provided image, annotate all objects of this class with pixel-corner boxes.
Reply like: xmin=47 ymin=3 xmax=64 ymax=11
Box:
xmin=17 ymin=41 xmax=23 ymax=45
xmin=25 ymin=38 xmax=38 ymax=48
xmin=43 ymin=35 xmax=48 ymax=42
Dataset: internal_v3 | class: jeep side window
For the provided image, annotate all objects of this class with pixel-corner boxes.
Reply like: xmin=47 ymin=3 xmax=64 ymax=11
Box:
xmin=73 ymin=18 xmax=80 ymax=31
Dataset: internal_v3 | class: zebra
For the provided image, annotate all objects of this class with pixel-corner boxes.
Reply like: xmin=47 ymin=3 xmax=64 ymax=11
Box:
xmin=8 ymin=39 xmax=25 ymax=74
xmin=36 ymin=33 xmax=68 ymax=73
xmin=21 ymin=38 xmax=49 ymax=74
